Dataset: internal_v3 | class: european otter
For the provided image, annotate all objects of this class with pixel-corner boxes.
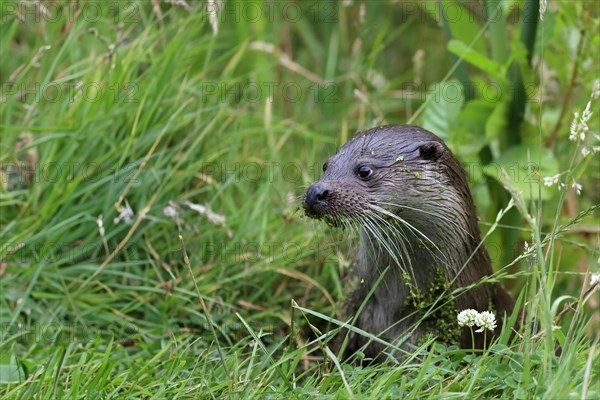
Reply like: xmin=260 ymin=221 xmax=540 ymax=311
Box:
xmin=303 ymin=125 xmax=515 ymax=361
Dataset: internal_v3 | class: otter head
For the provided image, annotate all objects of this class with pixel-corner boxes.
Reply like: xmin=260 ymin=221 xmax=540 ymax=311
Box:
xmin=303 ymin=125 xmax=467 ymax=229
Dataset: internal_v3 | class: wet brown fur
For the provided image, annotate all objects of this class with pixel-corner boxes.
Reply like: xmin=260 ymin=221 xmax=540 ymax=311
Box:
xmin=303 ymin=125 xmax=515 ymax=362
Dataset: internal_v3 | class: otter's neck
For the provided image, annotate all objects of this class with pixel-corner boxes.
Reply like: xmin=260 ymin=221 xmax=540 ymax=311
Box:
xmin=355 ymin=193 xmax=491 ymax=293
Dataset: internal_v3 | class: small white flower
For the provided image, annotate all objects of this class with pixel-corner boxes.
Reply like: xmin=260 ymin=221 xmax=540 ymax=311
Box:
xmin=591 ymin=273 xmax=600 ymax=288
xmin=114 ymin=200 xmax=134 ymax=224
xmin=543 ymin=173 xmax=561 ymax=187
xmin=523 ymin=240 xmax=537 ymax=257
xmin=523 ymin=236 xmax=540 ymax=266
xmin=582 ymin=146 xmax=590 ymax=157
xmin=475 ymin=311 xmax=497 ymax=332
xmin=569 ymin=110 xmax=590 ymax=142
xmin=163 ymin=204 xmax=178 ymax=218
xmin=558 ymin=182 xmax=566 ymax=191
xmin=569 ymin=112 xmax=579 ymax=141
xmin=96 ymin=214 xmax=105 ymax=236
xmin=581 ymin=101 xmax=593 ymax=122
xmin=572 ymin=182 xmax=583 ymax=195
xmin=457 ymin=309 xmax=478 ymax=327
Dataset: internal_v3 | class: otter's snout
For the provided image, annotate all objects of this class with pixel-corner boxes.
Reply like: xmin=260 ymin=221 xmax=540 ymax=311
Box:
xmin=303 ymin=183 xmax=331 ymax=217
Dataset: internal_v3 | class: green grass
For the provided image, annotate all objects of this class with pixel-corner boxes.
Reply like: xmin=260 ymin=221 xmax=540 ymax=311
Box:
xmin=1 ymin=1 xmax=599 ymax=398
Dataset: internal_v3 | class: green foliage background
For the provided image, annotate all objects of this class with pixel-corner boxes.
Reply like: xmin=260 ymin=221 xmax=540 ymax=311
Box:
xmin=1 ymin=1 xmax=598 ymax=398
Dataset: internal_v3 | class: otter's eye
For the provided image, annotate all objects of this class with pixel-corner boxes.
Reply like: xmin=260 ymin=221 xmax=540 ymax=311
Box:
xmin=322 ymin=162 xmax=328 ymax=172
xmin=357 ymin=165 xmax=373 ymax=179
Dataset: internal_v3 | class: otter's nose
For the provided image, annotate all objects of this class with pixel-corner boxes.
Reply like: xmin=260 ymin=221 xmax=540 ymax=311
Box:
xmin=303 ymin=184 xmax=330 ymax=214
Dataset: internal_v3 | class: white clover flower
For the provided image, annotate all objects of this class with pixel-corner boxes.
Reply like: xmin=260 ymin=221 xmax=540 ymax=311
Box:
xmin=572 ymin=182 xmax=583 ymax=196
xmin=475 ymin=311 xmax=497 ymax=332
xmin=457 ymin=309 xmax=478 ymax=327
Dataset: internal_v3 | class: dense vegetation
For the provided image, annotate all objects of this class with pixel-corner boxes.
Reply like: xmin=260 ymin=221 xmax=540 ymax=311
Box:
xmin=1 ymin=1 xmax=598 ymax=398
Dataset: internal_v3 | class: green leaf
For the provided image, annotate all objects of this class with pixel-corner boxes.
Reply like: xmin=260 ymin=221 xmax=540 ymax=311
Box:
xmin=508 ymin=33 xmax=529 ymax=67
xmin=489 ymin=343 xmax=511 ymax=354
xmin=572 ymin=151 xmax=593 ymax=181
xmin=0 ymin=361 xmax=21 ymax=384
xmin=422 ymin=80 xmax=464 ymax=140
xmin=449 ymin=99 xmax=495 ymax=156
xmin=485 ymin=99 xmax=510 ymax=141
xmin=484 ymin=144 xmax=560 ymax=200
xmin=448 ymin=39 xmax=503 ymax=77
xmin=442 ymin=0 xmax=487 ymax=55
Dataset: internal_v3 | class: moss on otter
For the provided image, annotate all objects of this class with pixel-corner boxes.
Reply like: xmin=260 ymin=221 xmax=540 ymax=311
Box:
xmin=402 ymin=269 xmax=461 ymax=344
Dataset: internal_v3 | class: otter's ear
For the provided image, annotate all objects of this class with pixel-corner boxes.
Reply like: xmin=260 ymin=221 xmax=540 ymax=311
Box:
xmin=418 ymin=141 xmax=445 ymax=161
